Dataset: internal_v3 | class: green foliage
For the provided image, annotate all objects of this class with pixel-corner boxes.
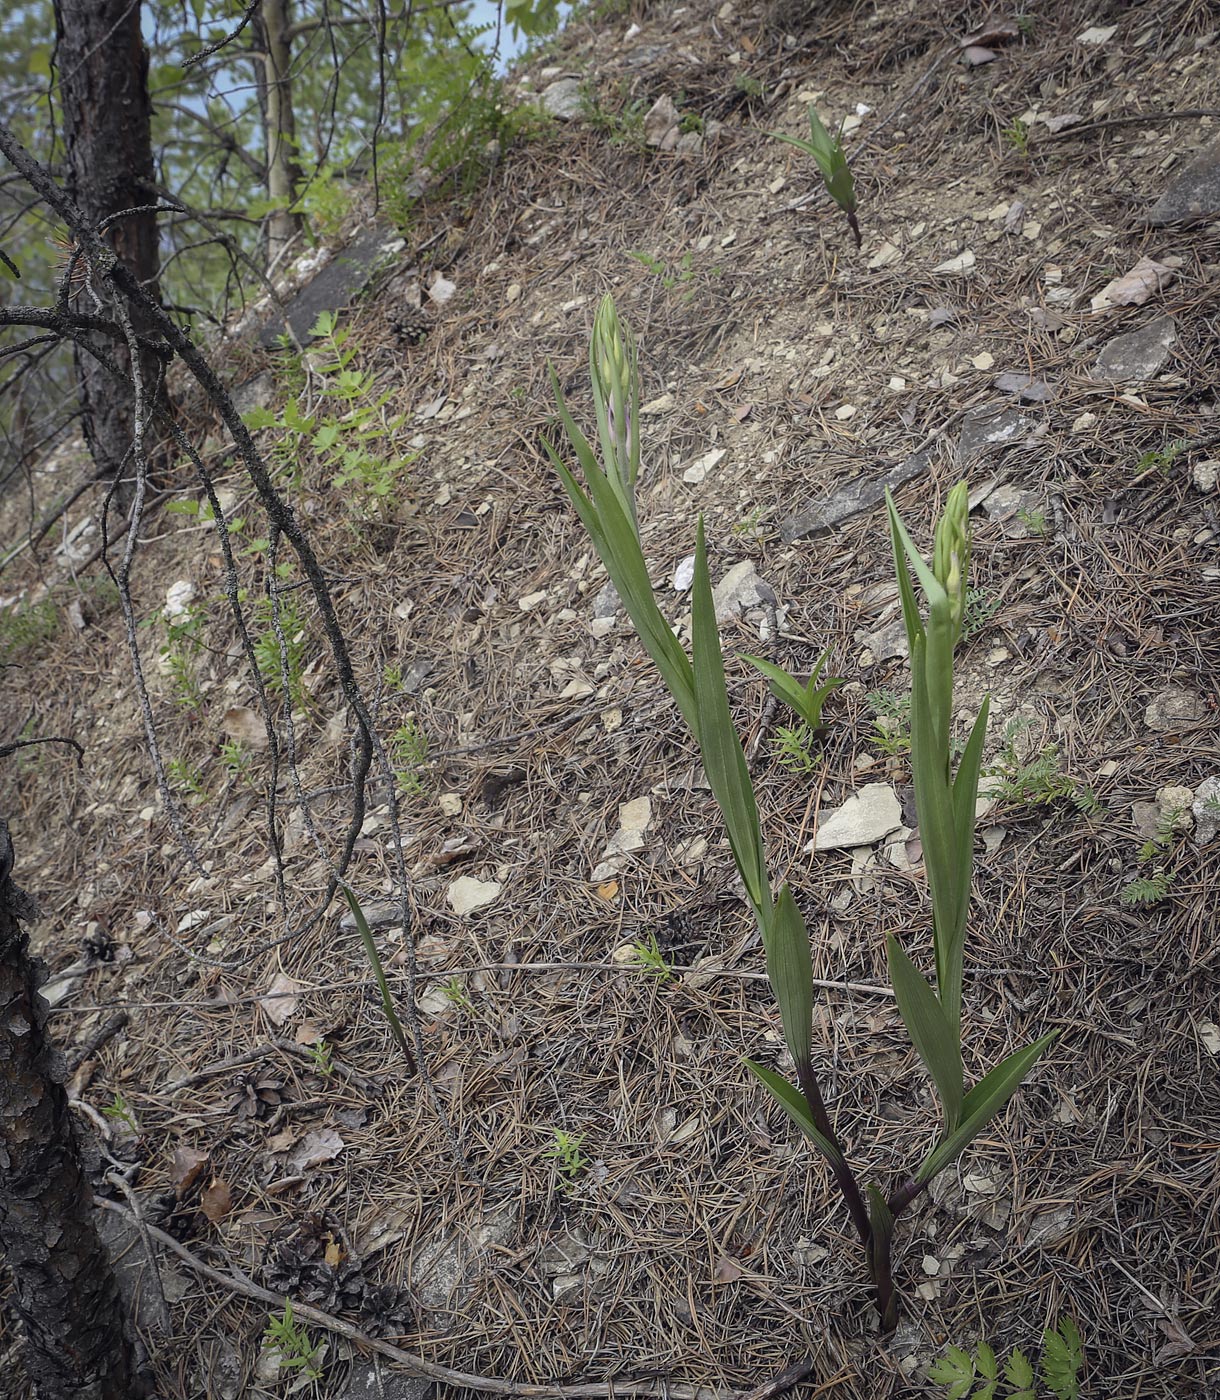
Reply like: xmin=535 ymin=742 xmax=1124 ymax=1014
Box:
xmin=264 ymin=1301 xmax=324 ymax=1381
xmin=627 ymin=931 xmax=674 ymax=981
xmin=772 ymin=722 xmax=819 ymax=772
xmin=101 ymin=1092 xmax=138 ymax=1133
xmin=544 ymin=1128 xmax=587 ymax=1186
xmin=167 ymin=756 xmax=206 ymax=798
xmin=987 ymin=729 xmax=1102 ymax=815
xmin=768 ymin=106 xmax=860 ymax=246
xmin=441 ymin=976 xmax=474 ymax=1012
xmin=340 ymin=888 xmax=415 ymax=1072
xmin=580 ymin=83 xmax=650 ymax=148
xmin=1119 ymin=868 xmax=1174 ymax=906
xmin=158 ymin=603 xmax=206 ymax=711
xmin=219 ymin=740 xmax=253 ymax=785
xmin=251 ymin=597 xmax=308 ymax=704
xmin=929 ymin=1320 xmax=1080 ymax=1400
xmin=867 ymin=687 xmax=912 ymax=757
xmin=962 ymin=586 xmax=1001 ymax=641
xmin=390 ymin=718 xmax=429 ymax=796
xmin=744 ymin=648 xmax=842 ymax=729
xmin=1135 ymin=438 xmax=1188 ymax=476
xmin=734 ymin=73 xmax=765 ymax=101
xmin=0 ymin=595 xmax=59 ymax=663
xmin=1040 ymin=1317 xmax=1083 ymax=1400
xmin=1002 ymin=116 xmax=1031 ymax=156
xmin=308 ymin=1039 xmax=334 ymax=1077
xmin=1016 ymin=506 xmax=1049 ymax=537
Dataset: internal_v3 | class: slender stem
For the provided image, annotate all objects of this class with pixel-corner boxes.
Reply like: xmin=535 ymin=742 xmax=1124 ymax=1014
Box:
xmin=887 ymin=1175 xmax=930 ymax=1216
xmin=794 ymin=1060 xmax=872 ymax=1249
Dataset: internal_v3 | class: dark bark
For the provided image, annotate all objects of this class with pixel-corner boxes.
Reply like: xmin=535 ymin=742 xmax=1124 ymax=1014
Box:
xmin=0 ymin=820 xmax=142 ymax=1400
xmin=51 ymin=0 xmax=163 ymax=502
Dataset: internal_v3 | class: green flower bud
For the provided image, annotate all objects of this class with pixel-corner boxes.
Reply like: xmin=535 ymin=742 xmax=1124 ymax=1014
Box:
xmin=933 ymin=481 xmax=970 ymax=636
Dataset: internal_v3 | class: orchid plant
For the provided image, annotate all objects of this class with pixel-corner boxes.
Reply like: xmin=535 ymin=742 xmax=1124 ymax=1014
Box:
xmin=547 ymin=295 xmax=1055 ymax=1328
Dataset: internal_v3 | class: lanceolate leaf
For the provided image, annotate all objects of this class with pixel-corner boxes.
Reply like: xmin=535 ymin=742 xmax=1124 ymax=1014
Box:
xmin=916 ymin=1032 xmax=1057 ymax=1184
xmin=744 ymin=1059 xmax=843 ymax=1168
xmin=691 ymin=518 xmax=770 ymax=914
xmin=743 ymin=652 xmax=843 ymax=728
xmin=886 ymin=935 xmax=963 ymax=1131
xmin=342 ymin=886 xmax=415 ymax=1071
xmin=766 ymin=884 xmax=814 ymax=1069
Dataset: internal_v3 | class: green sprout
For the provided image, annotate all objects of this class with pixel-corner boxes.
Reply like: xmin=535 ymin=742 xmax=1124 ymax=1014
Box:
xmin=544 ymin=1128 xmax=587 ymax=1186
xmin=101 ymin=1092 xmax=138 ymax=1133
xmin=442 ymin=976 xmax=475 ymax=1012
xmin=768 ymin=106 xmax=861 ymax=248
xmin=263 ymin=1301 xmax=324 ymax=1381
xmin=308 ymin=1039 xmax=334 ymax=1076
xmin=1002 ymin=116 xmax=1031 ymax=156
xmin=628 ymin=931 xmax=674 ymax=980
xmin=390 ymin=718 xmax=429 ymax=796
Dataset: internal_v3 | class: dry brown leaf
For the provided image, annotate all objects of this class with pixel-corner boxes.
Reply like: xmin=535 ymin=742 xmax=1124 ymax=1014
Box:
xmin=1154 ymin=1316 xmax=1196 ymax=1362
xmin=324 ymin=1240 xmax=344 ymax=1268
xmin=221 ymin=706 xmax=270 ymax=749
xmin=200 ymin=1177 xmax=233 ymax=1224
xmin=170 ymin=1144 xmax=210 ymax=1198
xmin=285 ymin=1128 xmax=344 ymax=1174
xmin=259 ymin=972 xmax=302 ymax=1027
xmin=713 ymin=1255 xmax=744 ymax=1282
xmin=1091 ymin=256 xmax=1179 ymax=312
xmin=597 ymin=880 xmax=619 ymax=901
xmin=962 ymin=19 xmax=1019 ymax=46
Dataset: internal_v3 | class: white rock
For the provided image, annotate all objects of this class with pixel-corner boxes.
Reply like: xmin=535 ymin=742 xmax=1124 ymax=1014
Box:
xmin=164 ymin=579 xmax=196 ymax=621
xmin=446 ymin=876 xmax=502 ymax=915
xmin=809 ymin=783 xmax=902 ymax=852
xmin=1193 ymin=460 xmax=1218 ymax=492
xmin=712 ymin=560 xmax=773 ymax=622
xmin=683 ymin=447 xmax=726 ymax=485
xmin=1077 ymin=23 xmax=1117 ymax=44
xmin=932 ymin=251 xmax=976 ymax=275
xmin=438 ymin=792 xmax=463 ymax=817
xmin=519 ymin=590 xmax=548 ymax=611
xmin=970 ymin=351 xmax=995 ymax=370
xmin=672 ymin=555 xmax=695 ymax=591
xmin=1193 ymin=776 xmax=1220 ymax=844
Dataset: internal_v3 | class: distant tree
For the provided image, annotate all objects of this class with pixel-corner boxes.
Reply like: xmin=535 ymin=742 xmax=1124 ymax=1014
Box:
xmin=0 ymin=819 xmax=142 ymax=1400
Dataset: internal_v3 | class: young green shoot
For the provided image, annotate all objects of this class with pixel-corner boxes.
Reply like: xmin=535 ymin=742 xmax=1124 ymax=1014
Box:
xmin=308 ymin=1039 xmax=335 ymax=1077
xmin=264 ymin=1300 xmax=324 ymax=1381
xmin=102 ymin=1092 xmax=138 ymax=1133
xmin=629 ymin=930 xmax=674 ymax=980
xmin=544 ymin=1128 xmax=588 ymax=1186
xmin=768 ymin=106 xmax=861 ymax=248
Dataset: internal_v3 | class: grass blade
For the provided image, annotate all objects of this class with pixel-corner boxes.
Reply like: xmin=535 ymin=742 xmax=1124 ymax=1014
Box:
xmin=342 ymin=885 xmax=416 ymax=1072
xmin=766 ymin=884 xmax=813 ymax=1069
xmin=886 ymin=935 xmax=963 ymax=1131
xmin=744 ymin=1058 xmax=844 ymax=1167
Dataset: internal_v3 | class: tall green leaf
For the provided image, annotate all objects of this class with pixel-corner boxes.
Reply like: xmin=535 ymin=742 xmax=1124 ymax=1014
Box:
xmin=744 ymin=1059 xmax=843 ymax=1167
xmin=690 ymin=517 xmax=770 ymax=914
xmin=341 ymin=886 xmax=415 ymax=1071
xmin=886 ymin=935 xmax=963 ymax=1131
xmin=916 ymin=1032 xmax=1056 ymax=1184
xmin=766 ymin=884 xmax=814 ymax=1070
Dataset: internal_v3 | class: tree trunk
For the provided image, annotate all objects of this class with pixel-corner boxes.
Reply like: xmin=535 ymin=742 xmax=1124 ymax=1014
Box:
xmin=255 ymin=0 xmax=304 ymax=270
xmin=0 ymin=820 xmax=142 ymax=1400
xmin=51 ymin=0 xmax=162 ymax=505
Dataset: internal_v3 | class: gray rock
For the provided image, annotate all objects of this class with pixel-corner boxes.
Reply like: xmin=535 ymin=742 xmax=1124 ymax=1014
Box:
xmin=341 ymin=1361 xmax=432 ymax=1400
xmin=592 ymin=580 xmax=621 ymax=619
xmin=808 ymin=783 xmax=903 ymax=852
xmin=1093 ymin=315 xmax=1177 ymax=382
xmin=1130 ymin=801 xmax=1163 ymax=843
xmin=644 ymin=95 xmax=680 ymax=149
xmin=992 ymin=371 xmax=1054 ymax=402
xmin=1193 ymin=776 xmax=1220 ymax=845
xmin=1147 ymin=137 xmax=1220 ymax=225
xmin=258 ymin=223 xmax=403 ymax=348
xmin=957 ymin=404 xmax=1033 ymax=463
xmin=1144 ymin=685 xmax=1205 ymax=732
xmin=781 ymin=448 xmax=931 ymax=542
xmin=231 ymin=372 xmax=275 ymax=415
xmin=855 ymin=616 xmax=908 ymax=664
xmin=540 ymin=77 xmax=584 ymax=120
xmin=712 ymin=560 xmax=775 ymax=622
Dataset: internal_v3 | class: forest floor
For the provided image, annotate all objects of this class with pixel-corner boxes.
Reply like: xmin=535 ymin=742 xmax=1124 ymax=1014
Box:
xmin=2 ymin=0 xmax=1219 ymax=1397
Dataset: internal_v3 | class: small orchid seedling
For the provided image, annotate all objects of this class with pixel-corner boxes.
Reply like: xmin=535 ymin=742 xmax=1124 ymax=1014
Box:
xmin=742 ymin=647 xmax=842 ymax=731
xmin=769 ymin=106 xmax=861 ymax=248
xmin=548 ymin=297 xmax=1055 ymax=1329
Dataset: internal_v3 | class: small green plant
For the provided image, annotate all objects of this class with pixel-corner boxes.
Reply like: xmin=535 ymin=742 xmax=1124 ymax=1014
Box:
xmin=1015 ymin=14 xmax=1036 ymax=38
xmin=544 ymin=1128 xmax=587 ymax=1185
xmin=102 ymin=1092 xmax=138 ymax=1133
xmin=962 ymin=586 xmax=1001 ymax=641
xmin=548 ymin=296 xmax=1055 ymax=1330
xmin=166 ymin=757 xmax=206 ymax=798
xmin=629 ymin=248 xmax=702 ymax=303
xmin=219 ymin=740 xmax=253 ymax=784
xmin=390 ymin=718 xmax=429 ymax=796
xmin=1016 ymin=506 xmax=1049 ymax=537
xmin=987 ymin=735 xmax=1101 ymax=815
xmin=1002 ymin=116 xmax=1031 ymax=157
xmin=244 ymin=310 xmax=417 ymax=517
xmin=442 ymin=976 xmax=475 ymax=1012
xmin=732 ymin=504 xmax=767 ymax=536
xmin=1040 ymin=1317 xmax=1083 ymax=1400
xmin=628 ymin=930 xmax=674 ymax=981
xmin=1134 ymin=438 xmax=1188 ymax=476
xmin=744 ymin=646 xmax=842 ymax=730
xmin=158 ymin=603 xmax=205 ymax=710
xmin=768 ymin=106 xmax=860 ymax=247
xmin=1119 ymin=868 xmax=1174 ymax=906
xmin=252 ymin=596 xmax=308 ymax=704
xmin=733 ymin=73 xmax=764 ymax=101
xmin=263 ymin=1300 xmax=324 ymax=1381
xmin=867 ymin=687 xmax=912 ymax=757
xmin=0 ymin=595 xmax=59 ymax=663
xmin=580 ymin=83 xmax=648 ymax=148
xmin=772 ymin=722 xmax=819 ymax=773
xmin=929 ymin=1318 xmax=1082 ymax=1400
xmin=308 ymin=1039 xmax=334 ymax=1076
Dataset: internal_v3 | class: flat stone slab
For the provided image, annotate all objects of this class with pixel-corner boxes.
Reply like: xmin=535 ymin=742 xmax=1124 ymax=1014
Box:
xmin=258 ymin=223 xmax=403 ymax=347
xmin=1147 ymin=137 xmax=1220 ymax=225
xmin=1093 ymin=315 xmax=1177 ymax=382
xmin=781 ymin=448 xmax=930 ymax=542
